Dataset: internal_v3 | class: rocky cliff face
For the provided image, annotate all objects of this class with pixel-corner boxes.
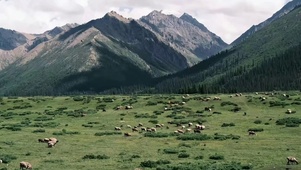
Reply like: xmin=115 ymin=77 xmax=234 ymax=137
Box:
xmin=231 ymin=0 xmax=301 ymax=46
xmin=139 ymin=10 xmax=228 ymax=62
xmin=0 ymin=28 xmax=27 ymax=50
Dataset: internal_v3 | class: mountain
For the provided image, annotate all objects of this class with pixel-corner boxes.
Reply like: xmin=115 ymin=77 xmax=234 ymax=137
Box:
xmin=1 ymin=11 xmax=218 ymax=95
xmin=231 ymin=0 xmax=301 ymax=46
xmin=0 ymin=24 xmax=77 ymax=70
xmin=153 ymin=5 xmax=301 ymax=94
xmin=139 ymin=10 xmax=228 ymax=62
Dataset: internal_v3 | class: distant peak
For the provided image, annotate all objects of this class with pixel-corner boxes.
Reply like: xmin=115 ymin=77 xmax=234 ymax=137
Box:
xmin=181 ymin=13 xmax=193 ymax=18
xmin=106 ymin=11 xmax=132 ymax=23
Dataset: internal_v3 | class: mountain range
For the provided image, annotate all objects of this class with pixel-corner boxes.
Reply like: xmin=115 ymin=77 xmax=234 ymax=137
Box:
xmin=0 ymin=0 xmax=301 ymax=95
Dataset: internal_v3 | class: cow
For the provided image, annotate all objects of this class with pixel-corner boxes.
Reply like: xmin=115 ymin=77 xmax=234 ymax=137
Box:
xmin=248 ymin=131 xmax=256 ymax=135
xmin=20 ymin=161 xmax=32 ymax=170
xmin=287 ymin=156 xmax=298 ymax=165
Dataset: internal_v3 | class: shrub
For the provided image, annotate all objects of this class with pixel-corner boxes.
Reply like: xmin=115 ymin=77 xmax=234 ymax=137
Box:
xmin=73 ymin=96 xmax=84 ymax=101
xmin=213 ymin=111 xmax=222 ymax=114
xmin=221 ymin=123 xmax=235 ymax=127
xmin=276 ymin=117 xmax=301 ymax=126
xmin=32 ymin=129 xmax=46 ymax=133
xmin=0 ymin=154 xmax=17 ymax=163
xmin=286 ymin=123 xmax=299 ymax=127
xmin=209 ymin=153 xmax=224 ymax=160
xmin=131 ymin=155 xmax=141 ymax=158
xmin=82 ymin=154 xmax=109 ymax=160
xmin=221 ymin=101 xmax=238 ymax=106
xmin=248 ymin=128 xmax=264 ymax=132
xmin=148 ymin=119 xmax=159 ymax=124
xmin=254 ymin=120 xmax=262 ymax=124
xmin=230 ymin=106 xmax=241 ymax=112
xmin=94 ymin=131 xmax=122 ymax=136
xmin=153 ymin=110 xmax=164 ymax=115
xmin=177 ymin=134 xmax=211 ymax=141
xmin=144 ymin=132 xmax=169 ymax=138
xmin=195 ymin=155 xmax=204 ymax=160
xmin=269 ymin=101 xmax=289 ymax=107
xmin=178 ymin=143 xmax=192 ymax=148
xmin=146 ymin=101 xmax=157 ymax=106
xmin=163 ymin=148 xmax=178 ymax=154
xmin=140 ymin=160 xmax=170 ymax=168
xmin=178 ymin=153 xmax=190 ymax=158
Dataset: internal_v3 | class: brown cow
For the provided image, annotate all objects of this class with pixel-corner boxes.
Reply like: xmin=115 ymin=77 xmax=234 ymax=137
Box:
xmin=20 ymin=161 xmax=32 ymax=170
xmin=287 ymin=156 xmax=298 ymax=165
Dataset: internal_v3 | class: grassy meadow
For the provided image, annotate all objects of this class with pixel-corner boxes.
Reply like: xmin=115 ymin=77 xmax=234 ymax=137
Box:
xmin=0 ymin=92 xmax=301 ymax=170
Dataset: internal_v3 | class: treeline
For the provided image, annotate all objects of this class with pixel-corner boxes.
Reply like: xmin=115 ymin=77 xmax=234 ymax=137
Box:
xmin=153 ymin=43 xmax=301 ymax=94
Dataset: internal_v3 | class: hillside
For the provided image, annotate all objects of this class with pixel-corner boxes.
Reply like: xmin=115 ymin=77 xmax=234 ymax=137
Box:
xmin=1 ymin=11 xmax=226 ymax=96
xmin=153 ymin=5 xmax=301 ymax=94
xmin=231 ymin=0 xmax=301 ymax=46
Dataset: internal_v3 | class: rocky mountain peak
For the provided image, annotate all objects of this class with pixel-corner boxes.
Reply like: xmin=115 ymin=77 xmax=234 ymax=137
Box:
xmin=105 ymin=11 xmax=132 ymax=23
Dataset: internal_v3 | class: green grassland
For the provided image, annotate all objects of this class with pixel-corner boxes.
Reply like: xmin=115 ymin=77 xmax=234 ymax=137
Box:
xmin=0 ymin=92 xmax=301 ymax=170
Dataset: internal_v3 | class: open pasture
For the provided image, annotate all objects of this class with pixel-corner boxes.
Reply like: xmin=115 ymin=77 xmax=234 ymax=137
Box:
xmin=0 ymin=92 xmax=301 ymax=170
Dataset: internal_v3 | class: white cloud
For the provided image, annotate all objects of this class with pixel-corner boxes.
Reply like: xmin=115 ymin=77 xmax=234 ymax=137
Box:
xmin=0 ymin=0 xmax=289 ymax=43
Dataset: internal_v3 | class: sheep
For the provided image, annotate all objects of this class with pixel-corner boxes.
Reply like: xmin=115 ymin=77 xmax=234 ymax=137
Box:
xmin=141 ymin=127 xmax=146 ymax=131
xmin=124 ymin=132 xmax=131 ymax=137
xmin=125 ymin=105 xmax=133 ymax=109
xmin=38 ymin=138 xmax=45 ymax=143
xmin=194 ymin=129 xmax=201 ymax=133
xmin=181 ymin=125 xmax=186 ymax=129
xmin=20 ymin=161 xmax=32 ymax=170
xmin=186 ymin=128 xmax=192 ymax=133
xmin=0 ymin=159 xmax=2 ymax=164
xmin=196 ymin=125 xmax=205 ymax=130
xmin=138 ymin=123 xmax=143 ymax=127
xmin=287 ymin=109 xmax=292 ymax=114
xmin=188 ymin=122 xmax=193 ymax=127
xmin=204 ymin=107 xmax=211 ymax=112
xmin=49 ymin=137 xmax=58 ymax=143
xmin=287 ymin=156 xmax=298 ymax=165
xmin=115 ymin=127 xmax=121 ymax=131
xmin=177 ymin=129 xmax=185 ymax=134
xmin=150 ymin=127 xmax=156 ymax=132
xmin=155 ymin=124 xmax=162 ymax=128
xmin=132 ymin=128 xmax=139 ymax=132
xmin=248 ymin=131 xmax=256 ymax=135
xmin=213 ymin=97 xmax=221 ymax=100
xmin=48 ymin=141 xmax=56 ymax=148
xmin=126 ymin=125 xmax=132 ymax=128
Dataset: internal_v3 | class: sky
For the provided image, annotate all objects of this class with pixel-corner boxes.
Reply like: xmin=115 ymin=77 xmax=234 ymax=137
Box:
xmin=0 ymin=0 xmax=292 ymax=44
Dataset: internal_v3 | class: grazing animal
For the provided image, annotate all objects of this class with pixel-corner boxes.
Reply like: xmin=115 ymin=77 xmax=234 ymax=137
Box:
xmin=0 ymin=159 xmax=2 ymax=163
xmin=188 ymin=122 xmax=193 ymax=127
xmin=124 ymin=132 xmax=132 ymax=137
xmin=20 ymin=161 xmax=32 ymax=170
xmin=248 ymin=131 xmax=256 ymax=135
xmin=38 ymin=138 xmax=45 ymax=143
xmin=156 ymin=124 xmax=162 ymax=128
xmin=115 ymin=127 xmax=121 ymax=131
xmin=194 ymin=129 xmax=201 ymax=133
xmin=132 ymin=128 xmax=139 ymax=132
xmin=150 ymin=127 xmax=156 ymax=132
xmin=125 ymin=105 xmax=133 ymax=109
xmin=141 ymin=127 xmax=146 ymax=131
xmin=196 ymin=124 xmax=205 ymax=130
xmin=126 ymin=125 xmax=132 ymax=128
xmin=186 ymin=128 xmax=192 ymax=133
xmin=287 ymin=156 xmax=298 ymax=165
xmin=204 ymin=107 xmax=211 ymax=112
xmin=287 ymin=109 xmax=292 ymax=114
xmin=138 ymin=123 xmax=143 ymax=127
xmin=177 ymin=129 xmax=185 ymax=133
xmin=48 ymin=141 xmax=56 ymax=148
